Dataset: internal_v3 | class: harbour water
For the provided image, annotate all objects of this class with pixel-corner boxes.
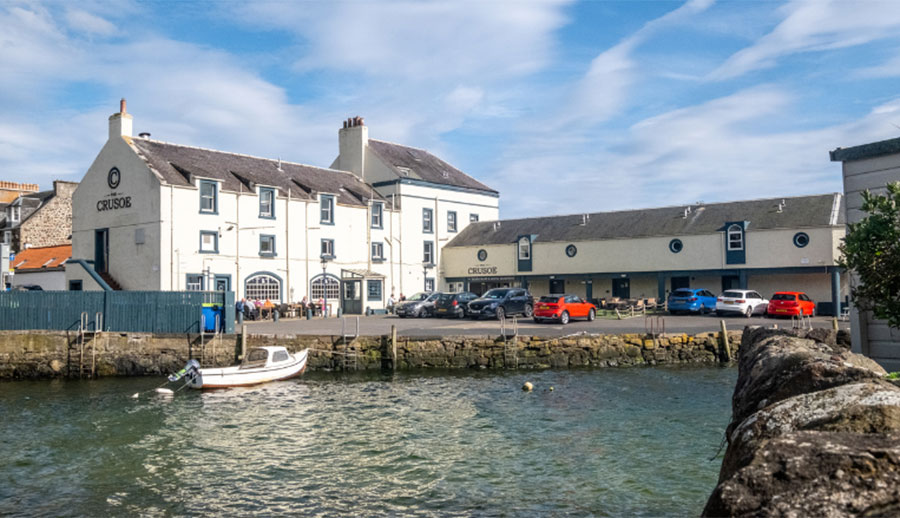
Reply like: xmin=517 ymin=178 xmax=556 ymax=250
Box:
xmin=1 ymin=367 xmax=735 ymax=517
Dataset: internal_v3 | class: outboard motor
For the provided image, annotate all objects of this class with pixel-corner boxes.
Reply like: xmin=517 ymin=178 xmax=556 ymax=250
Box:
xmin=168 ymin=359 xmax=200 ymax=382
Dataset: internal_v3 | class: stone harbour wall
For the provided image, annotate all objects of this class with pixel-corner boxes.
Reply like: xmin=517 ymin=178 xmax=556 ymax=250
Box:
xmin=703 ymin=327 xmax=900 ymax=517
xmin=0 ymin=329 xmax=743 ymax=380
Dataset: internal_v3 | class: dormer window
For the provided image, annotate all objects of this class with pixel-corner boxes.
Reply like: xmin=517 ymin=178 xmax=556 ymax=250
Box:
xmin=727 ymin=224 xmax=744 ymax=251
xmin=199 ymin=180 xmax=217 ymax=214
xmin=9 ymin=205 xmax=20 ymax=223
xmin=259 ymin=188 xmax=275 ymax=219
xmin=518 ymin=236 xmax=531 ymax=260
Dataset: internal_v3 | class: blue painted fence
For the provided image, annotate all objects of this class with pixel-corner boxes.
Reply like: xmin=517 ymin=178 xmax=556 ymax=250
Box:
xmin=0 ymin=291 xmax=235 ymax=334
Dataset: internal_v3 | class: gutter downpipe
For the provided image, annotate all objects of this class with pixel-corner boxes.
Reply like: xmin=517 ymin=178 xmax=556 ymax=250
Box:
xmin=169 ymin=184 xmax=174 ymax=290
xmin=286 ymin=188 xmax=291 ymax=302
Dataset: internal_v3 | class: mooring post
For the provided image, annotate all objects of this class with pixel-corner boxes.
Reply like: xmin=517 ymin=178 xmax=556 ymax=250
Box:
xmin=241 ymin=324 xmax=247 ymax=360
xmin=832 ymin=317 xmax=839 ymax=331
xmin=391 ymin=325 xmax=397 ymax=370
xmin=719 ymin=319 xmax=731 ymax=362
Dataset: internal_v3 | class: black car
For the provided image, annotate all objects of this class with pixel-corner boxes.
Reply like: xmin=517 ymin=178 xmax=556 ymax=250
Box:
xmin=433 ymin=292 xmax=478 ymax=318
xmin=395 ymin=292 xmax=439 ymax=318
xmin=467 ymin=288 xmax=534 ymax=320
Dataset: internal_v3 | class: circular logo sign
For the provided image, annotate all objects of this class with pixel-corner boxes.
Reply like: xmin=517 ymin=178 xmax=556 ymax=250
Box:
xmin=108 ymin=167 xmax=121 ymax=189
xmin=565 ymin=244 xmax=577 ymax=258
xmin=477 ymin=249 xmax=488 ymax=262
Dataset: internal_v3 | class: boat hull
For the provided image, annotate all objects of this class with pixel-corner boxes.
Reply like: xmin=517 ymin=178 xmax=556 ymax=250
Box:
xmin=189 ymin=349 xmax=309 ymax=389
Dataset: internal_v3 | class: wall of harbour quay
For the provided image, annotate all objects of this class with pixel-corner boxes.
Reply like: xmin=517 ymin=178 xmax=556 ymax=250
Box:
xmin=0 ymin=329 xmax=744 ymax=380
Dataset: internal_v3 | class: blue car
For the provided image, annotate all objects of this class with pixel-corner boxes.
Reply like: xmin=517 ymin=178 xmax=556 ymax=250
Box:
xmin=668 ymin=288 xmax=717 ymax=314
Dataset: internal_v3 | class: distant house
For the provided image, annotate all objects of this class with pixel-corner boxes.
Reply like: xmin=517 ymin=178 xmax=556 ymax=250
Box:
xmin=11 ymin=244 xmax=72 ymax=290
xmin=0 ymin=180 xmax=77 ymax=253
xmin=831 ymin=137 xmax=900 ymax=370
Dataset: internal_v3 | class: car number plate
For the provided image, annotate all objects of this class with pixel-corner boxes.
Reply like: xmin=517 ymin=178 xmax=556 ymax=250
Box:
xmin=724 ymin=301 xmax=734 ymax=304
xmin=540 ymin=305 xmax=548 ymax=309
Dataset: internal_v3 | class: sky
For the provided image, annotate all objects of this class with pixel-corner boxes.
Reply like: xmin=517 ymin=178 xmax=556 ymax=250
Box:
xmin=2 ymin=0 xmax=900 ymax=219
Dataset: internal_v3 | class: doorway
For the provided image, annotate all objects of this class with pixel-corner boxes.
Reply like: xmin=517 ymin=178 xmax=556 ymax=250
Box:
xmin=721 ymin=275 xmax=739 ymax=292
xmin=612 ymin=278 xmax=630 ymax=299
xmin=342 ymin=280 xmax=362 ymax=315
xmin=549 ymin=279 xmax=565 ymax=294
xmin=671 ymin=276 xmax=690 ymax=291
xmin=214 ymin=275 xmax=231 ymax=293
xmin=94 ymin=229 xmax=109 ymax=273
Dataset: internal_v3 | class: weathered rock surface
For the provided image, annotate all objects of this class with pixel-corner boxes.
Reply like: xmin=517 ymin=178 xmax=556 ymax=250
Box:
xmin=704 ymin=328 xmax=900 ymax=517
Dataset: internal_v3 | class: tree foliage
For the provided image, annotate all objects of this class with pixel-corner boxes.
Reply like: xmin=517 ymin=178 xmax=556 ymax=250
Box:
xmin=839 ymin=182 xmax=900 ymax=329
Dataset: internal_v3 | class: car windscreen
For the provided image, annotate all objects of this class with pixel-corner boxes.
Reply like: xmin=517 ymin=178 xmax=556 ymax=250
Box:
xmin=425 ymin=293 xmax=440 ymax=302
xmin=671 ymin=289 xmax=694 ymax=297
xmin=721 ymin=291 xmax=744 ymax=298
xmin=482 ymin=289 xmax=510 ymax=299
xmin=408 ymin=292 xmax=428 ymax=301
xmin=438 ymin=294 xmax=454 ymax=303
xmin=539 ymin=296 xmax=562 ymax=303
xmin=771 ymin=293 xmax=796 ymax=301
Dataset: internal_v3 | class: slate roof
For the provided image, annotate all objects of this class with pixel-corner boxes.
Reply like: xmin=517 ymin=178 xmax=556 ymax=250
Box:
xmin=129 ymin=138 xmax=388 ymax=208
xmin=830 ymin=136 xmax=900 ymax=162
xmin=367 ymin=139 xmax=497 ymax=194
xmin=446 ymin=194 xmax=844 ymax=247
xmin=13 ymin=244 xmax=71 ymax=271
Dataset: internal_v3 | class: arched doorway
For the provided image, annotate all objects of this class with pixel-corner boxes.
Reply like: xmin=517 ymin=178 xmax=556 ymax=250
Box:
xmin=244 ymin=272 xmax=282 ymax=302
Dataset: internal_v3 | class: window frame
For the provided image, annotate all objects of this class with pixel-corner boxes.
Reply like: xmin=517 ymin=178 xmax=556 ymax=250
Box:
xmin=259 ymin=234 xmax=276 ymax=257
xmin=367 ymin=279 xmax=383 ymax=301
xmin=423 ymin=208 xmax=433 ymax=234
xmin=371 ymin=202 xmax=383 ymax=229
xmin=320 ymin=194 xmax=335 ymax=225
xmin=9 ymin=205 xmax=20 ymax=223
xmin=199 ymin=230 xmax=219 ymax=254
xmin=199 ymin=180 xmax=218 ymax=214
xmin=423 ymin=240 xmax=434 ymax=265
xmin=371 ymin=241 xmax=384 ymax=261
xmin=259 ymin=187 xmax=275 ymax=219
xmin=469 ymin=213 xmax=479 ymax=223
xmin=518 ymin=236 xmax=531 ymax=260
xmin=447 ymin=211 xmax=457 ymax=233
xmin=321 ymin=238 xmax=335 ymax=259
xmin=727 ymin=224 xmax=744 ymax=251
xmin=186 ymin=273 xmax=205 ymax=291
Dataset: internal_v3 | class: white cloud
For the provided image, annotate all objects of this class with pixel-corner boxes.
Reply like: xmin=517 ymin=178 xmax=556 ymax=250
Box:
xmin=65 ymin=9 xmax=115 ymax=36
xmin=710 ymin=0 xmax=900 ymax=80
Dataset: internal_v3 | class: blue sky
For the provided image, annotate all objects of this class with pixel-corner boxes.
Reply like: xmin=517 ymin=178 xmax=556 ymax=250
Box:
xmin=2 ymin=0 xmax=900 ymax=218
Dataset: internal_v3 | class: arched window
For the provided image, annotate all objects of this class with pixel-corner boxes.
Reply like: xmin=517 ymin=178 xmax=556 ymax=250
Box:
xmin=727 ymin=224 xmax=744 ymax=251
xmin=311 ymin=274 xmax=340 ymax=301
xmin=245 ymin=273 xmax=281 ymax=302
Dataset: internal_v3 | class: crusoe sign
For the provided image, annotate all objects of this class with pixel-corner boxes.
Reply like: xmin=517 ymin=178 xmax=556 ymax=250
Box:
xmin=467 ymin=265 xmax=498 ymax=275
xmin=96 ymin=167 xmax=132 ymax=212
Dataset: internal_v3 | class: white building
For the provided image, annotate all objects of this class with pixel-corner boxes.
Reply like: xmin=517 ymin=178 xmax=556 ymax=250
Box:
xmin=65 ymin=102 xmax=498 ymax=314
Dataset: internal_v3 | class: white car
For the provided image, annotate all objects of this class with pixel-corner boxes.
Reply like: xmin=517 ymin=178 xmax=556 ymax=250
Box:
xmin=716 ymin=289 xmax=769 ymax=317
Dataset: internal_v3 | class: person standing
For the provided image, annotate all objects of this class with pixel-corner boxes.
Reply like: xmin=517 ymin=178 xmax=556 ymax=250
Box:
xmin=387 ymin=293 xmax=396 ymax=314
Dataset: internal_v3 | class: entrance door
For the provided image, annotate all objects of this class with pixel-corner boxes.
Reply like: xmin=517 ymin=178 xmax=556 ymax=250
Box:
xmin=549 ymin=279 xmax=565 ymax=294
xmin=342 ymin=280 xmax=362 ymax=315
xmin=94 ymin=229 xmax=109 ymax=273
xmin=722 ymin=275 xmax=739 ymax=292
xmin=612 ymin=278 xmax=630 ymax=299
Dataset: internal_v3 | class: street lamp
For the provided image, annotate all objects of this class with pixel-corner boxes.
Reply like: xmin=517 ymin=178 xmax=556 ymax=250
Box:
xmin=321 ymin=256 xmax=329 ymax=318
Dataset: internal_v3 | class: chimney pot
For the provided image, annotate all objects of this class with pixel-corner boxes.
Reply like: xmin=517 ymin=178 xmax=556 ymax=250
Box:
xmin=120 ymin=98 xmax=126 ymax=114
xmin=138 ymin=132 xmax=150 ymax=138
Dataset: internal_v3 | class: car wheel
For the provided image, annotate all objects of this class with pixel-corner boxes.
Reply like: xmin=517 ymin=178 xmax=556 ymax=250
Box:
xmin=745 ymin=305 xmax=753 ymax=318
xmin=496 ymin=306 xmax=505 ymax=320
xmin=559 ymin=311 xmax=570 ymax=325
xmin=699 ymin=305 xmax=707 ymax=315
xmin=715 ymin=310 xmax=723 ymax=316
xmin=457 ymin=309 xmax=466 ymax=319
xmin=524 ymin=304 xmax=534 ymax=318
xmin=810 ymin=308 xmax=815 ymax=318
xmin=587 ymin=308 xmax=596 ymax=321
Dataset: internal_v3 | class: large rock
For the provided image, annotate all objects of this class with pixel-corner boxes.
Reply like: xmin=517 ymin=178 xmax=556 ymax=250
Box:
xmin=705 ymin=328 xmax=900 ymax=517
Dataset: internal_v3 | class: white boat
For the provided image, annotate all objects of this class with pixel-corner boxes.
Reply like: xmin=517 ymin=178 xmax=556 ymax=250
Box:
xmin=170 ymin=346 xmax=309 ymax=390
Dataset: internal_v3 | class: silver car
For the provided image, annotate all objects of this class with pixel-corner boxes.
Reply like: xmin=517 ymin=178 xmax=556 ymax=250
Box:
xmin=715 ymin=289 xmax=769 ymax=317
xmin=394 ymin=292 xmax=439 ymax=318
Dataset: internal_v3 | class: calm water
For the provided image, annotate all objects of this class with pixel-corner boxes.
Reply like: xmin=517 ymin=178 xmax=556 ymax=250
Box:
xmin=1 ymin=367 xmax=735 ymax=517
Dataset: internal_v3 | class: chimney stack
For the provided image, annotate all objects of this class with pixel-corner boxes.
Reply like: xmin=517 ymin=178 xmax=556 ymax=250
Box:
xmin=337 ymin=115 xmax=368 ymax=180
xmin=108 ymin=97 xmax=133 ymax=140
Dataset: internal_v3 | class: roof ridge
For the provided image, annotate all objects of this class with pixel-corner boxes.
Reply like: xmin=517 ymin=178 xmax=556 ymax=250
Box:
xmin=17 ymin=244 xmax=71 ymax=251
xmin=132 ymin=137 xmax=361 ymax=179
xmin=369 ymin=138 xmax=433 ymax=154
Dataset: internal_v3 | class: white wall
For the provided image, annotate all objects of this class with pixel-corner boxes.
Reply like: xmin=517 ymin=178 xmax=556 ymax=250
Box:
xmin=13 ymin=270 xmax=67 ymax=290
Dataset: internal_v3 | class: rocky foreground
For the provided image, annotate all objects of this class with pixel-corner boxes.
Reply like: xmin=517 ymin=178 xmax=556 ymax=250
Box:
xmin=704 ymin=327 xmax=900 ymax=517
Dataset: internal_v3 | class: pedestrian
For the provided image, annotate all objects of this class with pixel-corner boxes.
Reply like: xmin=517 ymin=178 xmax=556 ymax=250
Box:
xmin=387 ymin=293 xmax=396 ymax=314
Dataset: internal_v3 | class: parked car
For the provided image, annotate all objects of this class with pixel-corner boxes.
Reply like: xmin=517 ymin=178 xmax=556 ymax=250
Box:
xmin=13 ymin=285 xmax=43 ymax=291
xmin=433 ymin=292 xmax=478 ymax=318
xmin=715 ymin=289 xmax=769 ymax=317
xmin=533 ymin=294 xmax=596 ymax=324
xmin=467 ymin=288 xmax=534 ymax=320
xmin=667 ymin=288 xmax=717 ymax=314
xmin=767 ymin=291 xmax=816 ymax=317
xmin=395 ymin=292 xmax=439 ymax=318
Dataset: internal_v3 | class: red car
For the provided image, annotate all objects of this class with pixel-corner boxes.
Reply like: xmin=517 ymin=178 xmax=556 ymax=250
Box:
xmin=767 ymin=291 xmax=816 ymax=317
xmin=533 ymin=294 xmax=596 ymax=324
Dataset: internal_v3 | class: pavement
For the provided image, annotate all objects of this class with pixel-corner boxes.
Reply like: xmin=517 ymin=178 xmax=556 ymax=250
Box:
xmin=242 ymin=312 xmax=850 ymax=338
